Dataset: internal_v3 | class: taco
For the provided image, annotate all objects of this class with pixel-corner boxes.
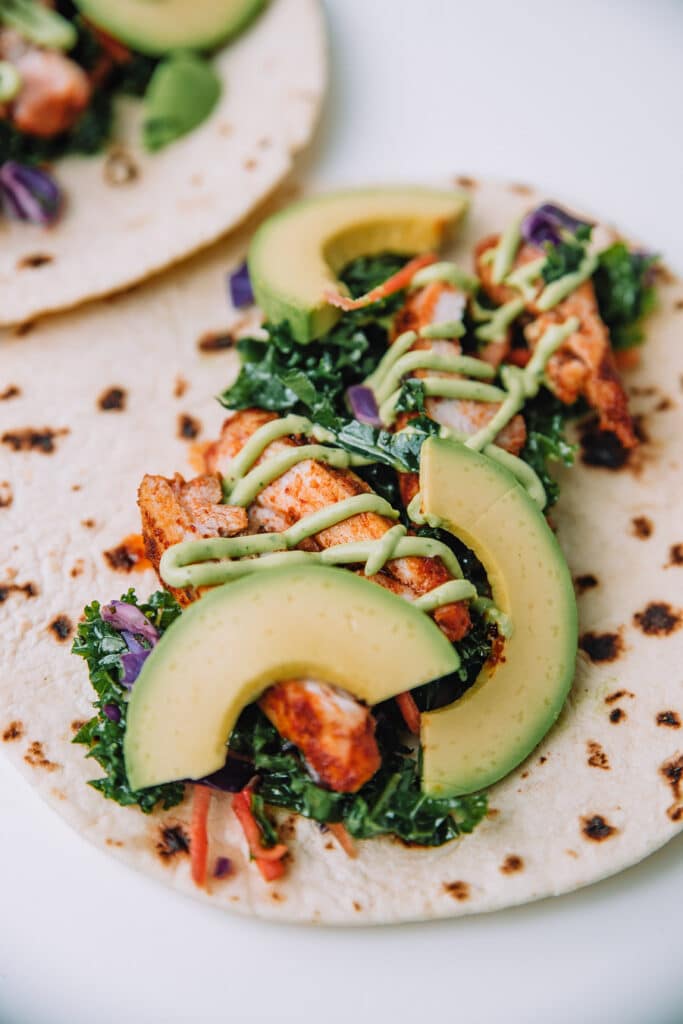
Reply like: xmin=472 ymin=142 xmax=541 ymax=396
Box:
xmin=1 ymin=179 xmax=681 ymax=925
xmin=0 ymin=0 xmax=325 ymax=326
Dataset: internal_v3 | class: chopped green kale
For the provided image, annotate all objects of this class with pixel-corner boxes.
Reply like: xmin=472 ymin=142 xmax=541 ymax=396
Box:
xmin=541 ymin=224 xmax=592 ymax=285
xmin=394 ymin=378 xmax=426 ymax=414
xmin=72 ymin=589 xmax=184 ymax=814
xmin=593 ymin=242 xmax=658 ymax=349
xmin=518 ymin=391 xmax=577 ymax=507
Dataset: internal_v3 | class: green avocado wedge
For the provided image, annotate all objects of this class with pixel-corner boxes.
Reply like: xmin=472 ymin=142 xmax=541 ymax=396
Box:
xmin=247 ymin=187 xmax=469 ymax=344
xmin=72 ymin=0 xmax=265 ymax=56
xmin=419 ymin=437 xmax=578 ymax=797
xmin=124 ymin=565 xmax=458 ymax=790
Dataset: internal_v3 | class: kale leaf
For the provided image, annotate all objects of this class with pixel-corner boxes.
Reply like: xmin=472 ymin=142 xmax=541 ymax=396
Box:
xmin=541 ymin=224 xmax=592 ymax=285
xmin=394 ymin=378 xmax=426 ymax=414
xmin=593 ymin=242 xmax=658 ymax=349
xmin=72 ymin=589 xmax=185 ymax=814
xmin=518 ymin=390 xmax=577 ymax=507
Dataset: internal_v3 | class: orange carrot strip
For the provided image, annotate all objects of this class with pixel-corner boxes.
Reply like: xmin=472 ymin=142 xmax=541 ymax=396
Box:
xmin=324 ymin=253 xmax=438 ymax=311
xmin=256 ymin=856 xmax=286 ymax=882
xmin=614 ymin=347 xmax=641 ymax=371
xmin=396 ymin=691 xmax=421 ymax=735
xmin=190 ymin=785 xmax=212 ymax=887
xmin=327 ymin=822 xmax=357 ymax=859
xmin=233 ymin=790 xmax=288 ymax=865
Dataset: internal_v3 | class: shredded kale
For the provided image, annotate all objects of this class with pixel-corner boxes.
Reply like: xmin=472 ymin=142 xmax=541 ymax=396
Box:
xmin=593 ymin=242 xmax=658 ymax=350
xmin=394 ymin=378 xmax=426 ymax=414
xmin=72 ymin=589 xmax=185 ymax=814
xmin=541 ymin=224 xmax=592 ymax=285
xmin=518 ymin=391 xmax=577 ymax=507
xmin=231 ymin=708 xmax=487 ymax=846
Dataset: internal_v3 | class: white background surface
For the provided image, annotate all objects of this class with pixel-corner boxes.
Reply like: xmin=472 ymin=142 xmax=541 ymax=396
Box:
xmin=2 ymin=2 xmax=683 ymax=1022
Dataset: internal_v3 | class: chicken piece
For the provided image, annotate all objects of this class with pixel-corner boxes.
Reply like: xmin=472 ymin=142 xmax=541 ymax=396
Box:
xmin=475 ymin=235 xmax=637 ymax=447
xmin=259 ymin=679 xmax=381 ymax=793
xmin=0 ymin=30 xmax=91 ymax=137
xmin=138 ymin=472 xmax=247 ymax=605
xmin=206 ymin=409 xmax=471 ymax=643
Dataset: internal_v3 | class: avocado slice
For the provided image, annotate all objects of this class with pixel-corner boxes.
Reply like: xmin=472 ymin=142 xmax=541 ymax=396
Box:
xmin=419 ymin=438 xmax=577 ymax=797
xmin=124 ymin=565 xmax=458 ymax=790
xmin=247 ymin=188 xmax=469 ymax=344
xmin=72 ymin=0 xmax=265 ymax=56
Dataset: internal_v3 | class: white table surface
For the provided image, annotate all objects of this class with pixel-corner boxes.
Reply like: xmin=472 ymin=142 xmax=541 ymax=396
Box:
xmin=2 ymin=2 xmax=682 ymax=1022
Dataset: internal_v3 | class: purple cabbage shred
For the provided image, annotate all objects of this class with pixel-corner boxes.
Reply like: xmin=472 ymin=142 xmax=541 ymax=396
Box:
xmin=521 ymin=203 xmax=593 ymax=249
xmin=101 ymin=601 xmax=159 ymax=644
xmin=346 ymin=385 xmax=383 ymax=427
xmin=0 ymin=161 xmax=61 ymax=226
xmin=214 ymin=856 xmax=233 ymax=879
xmin=102 ymin=703 xmax=122 ymax=723
xmin=228 ymin=261 xmax=254 ymax=308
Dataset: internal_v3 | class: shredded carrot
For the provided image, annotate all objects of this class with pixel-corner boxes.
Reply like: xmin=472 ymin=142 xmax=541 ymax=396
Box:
xmin=327 ymin=822 xmax=357 ymax=859
xmin=324 ymin=253 xmax=438 ymax=311
xmin=190 ymin=785 xmax=212 ymax=887
xmin=233 ymin=789 xmax=288 ymax=879
xmin=505 ymin=348 xmax=532 ymax=368
xmin=614 ymin=347 xmax=641 ymax=371
xmin=396 ymin=691 xmax=421 ymax=735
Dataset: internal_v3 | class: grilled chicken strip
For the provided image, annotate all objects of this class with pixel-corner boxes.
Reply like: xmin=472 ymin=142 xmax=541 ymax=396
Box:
xmin=0 ymin=30 xmax=91 ymax=138
xmin=475 ymin=235 xmax=637 ymax=448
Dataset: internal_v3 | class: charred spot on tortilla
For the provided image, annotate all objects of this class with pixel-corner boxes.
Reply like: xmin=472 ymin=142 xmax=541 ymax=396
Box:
xmin=24 ymin=741 xmax=59 ymax=772
xmin=656 ymin=711 xmax=681 ymax=729
xmin=103 ymin=534 xmax=150 ymax=573
xmin=324 ymin=841 xmax=334 ymax=850
xmin=2 ymin=721 xmax=24 ymax=742
xmin=103 ymin=147 xmax=139 ymax=187
xmin=587 ymin=741 xmax=610 ymax=770
xmin=98 ymin=387 xmax=127 ymax=412
xmin=605 ymin=689 xmax=634 ymax=705
xmin=353 ymin=901 xmax=363 ymax=912
xmin=454 ymin=175 xmax=478 ymax=189
xmin=13 ymin=320 xmax=35 ymax=337
xmin=633 ymin=602 xmax=682 ymax=637
xmin=48 ymin=615 xmax=73 ymax=642
xmin=105 ymin=838 xmax=124 ymax=848
xmin=666 ymin=544 xmax=683 ymax=568
xmin=443 ymin=881 xmax=470 ymax=901
xmin=0 ymin=580 xmax=37 ymax=603
xmin=178 ymin=414 xmax=202 ymax=441
xmin=243 ymin=158 xmax=258 ymax=172
xmin=538 ymin=755 xmax=548 ymax=765
xmin=582 ymin=815 xmax=617 ymax=842
xmin=574 ymin=573 xmax=599 ymax=594
xmin=0 ymin=385 xmax=21 ymax=400
xmin=69 ymin=560 xmax=85 ymax=579
xmin=579 ymin=421 xmax=630 ymax=470
xmin=500 ymin=855 xmax=524 ymax=874
xmin=660 ymin=755 xmax=683 ymax=802
xmin=667 ymin=805 xmax=683 ymax=822
xmin=675 ymin=299 xmax=683 ymax=311
xmin=174 ymin=376 xmax=189 ymax=399
xmin=0 ymin=482 xmax=13 ymax=508
xmin=609 ymin=708 xmax=627 ymax=724
xmin=631 ymin=516 xmax=653 ymax=540
xmin=270 ymin=891 xmax=284 ymax=902
xmin=70 ymin=720 xmax=87 ymax=734
xmin=17 ymin=253 xmax=53 ymax=270
xmin=81 ymin=518 xmax=96 ymax=529
xmin=156 ymin=825 xmax=190 ymax=860
xmin=1 ymin=427 xmax=69 ymax=454
xmin=579 ymin=631 xmax=624 ymax=663
xmin=197 ymin=330 xmax=236 ymax=353
xmin=655 ymin=396 xmax=674 ymax=412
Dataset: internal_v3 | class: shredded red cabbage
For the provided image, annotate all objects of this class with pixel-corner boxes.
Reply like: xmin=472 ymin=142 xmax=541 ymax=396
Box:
xmin=195 ymin=756 xmax=254 ymax=793
xmin=228 ymin=261 xmax=254 ymax=308
xmin=213 ymin=856 xmax=233 ymax=878
xmin=346 ymin=385 xmax=382 ymax=427
xmin=119 ymin=632 xmax=152 ymax=688
xmin=103 ymin=703 xmax=122 ymax=723
xmin=522 ymin=203 xmax=592 ymax=248
xmin=0 ymin=161 xmax=61 ymax=225
xmin=102 ymin=601 xmax=159 ymax=644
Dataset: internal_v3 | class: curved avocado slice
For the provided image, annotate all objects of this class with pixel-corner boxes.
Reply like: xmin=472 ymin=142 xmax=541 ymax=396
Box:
xmin=72 ymin=0 xmax=265 ymax=56
xmin=419 ymin=438 xmax=577 ymax=797
xmin=247 ymin=187 xmax=469 ymax=344
xmin=124 ymin=565 xmax=458 ymax=790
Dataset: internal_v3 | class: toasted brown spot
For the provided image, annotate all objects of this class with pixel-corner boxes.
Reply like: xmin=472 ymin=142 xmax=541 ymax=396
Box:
xmin=324 ymin=841 xmax=334 ymax=850
xmin=582 ymin=815 xmax=617 ymax=841
xmin=454 ymin=175 xmax=477 ymax=188
xmin=1 ymin=426 xmax=68 ymax=454
xmin=17 ymin=253 xmax=53 ymax=269
xmin=666 ymin=544 xmax=683 ymax=568
xmin=243 ymin=158 xmax=258 ymax=171
xmin=605 ymin=689 xmax=634 ymax=705
xmin=579 ymin=422 xmax=630 ymax=470
xmin=71 ymin=483 xmax=81 ymax=491
xmin=2 ymin=721 xmax=24 ymax=742
xmin=634 ymin=602 xmax=682 ymax=636
xmin=270 ymin=891 xmax=284 ymax=902
xmin=521 ymin=770 xmax=529 ymax=779
xmin=565 ymin=849 xmax=578 ymax=859
xmin=0 ymin=385 xmax=20 ymax=400
xmin=174 ymin=376 xmax=188 ymax=399
xmin=631 ymin=515 xmax=653 ymax=539
xmin=24 ymin=740 xmax=59 ymax=772
xmin=279 ymin=815 xmax=298 ymax=841
xmin=48 ymin=614 xmax=73 ymax=642
xmin=443 ymin=880 xmax=470 ymax=901
xmin=13 ymin=320 xmax=35 ymax=337
xmin=257 ymin=136 xmax=272 ymax=149
xmin=353 ymin=900 xmax=362 ymax=911
xmin=580 ymin=631 xmax=624 ymax=663
xmin=500 ymin=855 xmax=524 ymax=874
xmin=178 ymin=413 xmax=201 ymax=441
xmin=574 ymin=573 xmax=598 ymax=594
xmin=70 ymin=720 xmax=87 ymax=734
xmin=667 ymin=805 xmax=683 ymax=822
xmin=655 ymin=396 xmax=674 ymax=412
xmin=0 ymin=482 xmax=13 ymax=508
xmin=587 ymin=741 xmax=610 ymax=770
xmin=486 ymin=807 xmax=500 ymax=819
xmin=103 ymin=533 xmax=151 ymax=573
xmin=81 ymin=518 xmax=96 ymax=529
xmin=69 ymin=559 xmax=84 ymax=578
xmin=657 ymin=711 xmax=681 ymax=729
xmin=0 ymin=580 xmax=37 ymax=603
xmin=538 ymin=755 xmax=548 ymax=765
xmin=661 ymin=754 xmax=683 ymax=799
xmin=675 ymin=300 xmax=683 ymax=311
xmin=609 ymin=708 xmax=626 ymax=724
xmin=197 ymin=330 xmax=235 ymax=353
xmin=156 ymin=825 xmax=190 ymax=860
xmin=52 ymin=788 xmax=66 ymax=800
xmin=103 ymin=146 xmax=138 ymax=186
xmin=98 ymin=387 xmax=127 ymax=412
xmin=105 ymin=838 xmax=124 ymax=847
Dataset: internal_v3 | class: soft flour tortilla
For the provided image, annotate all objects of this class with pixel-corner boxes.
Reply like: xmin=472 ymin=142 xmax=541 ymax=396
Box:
xmin=1 ymin=179 xmax=682 ymax=925
xmin=0 ymin=0 xmax=325 ymax=327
